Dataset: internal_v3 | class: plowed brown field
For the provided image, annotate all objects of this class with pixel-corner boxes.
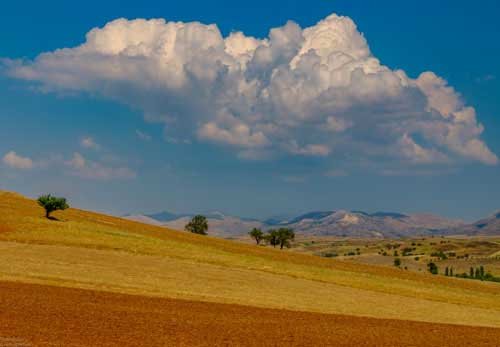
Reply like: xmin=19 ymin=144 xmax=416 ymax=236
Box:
xmin=1 ymin=281 xmax=499 ymax=347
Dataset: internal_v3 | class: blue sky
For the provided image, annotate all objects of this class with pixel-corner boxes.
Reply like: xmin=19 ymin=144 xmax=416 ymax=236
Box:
xmin=1 ymin=0 xmax=499 ymax=221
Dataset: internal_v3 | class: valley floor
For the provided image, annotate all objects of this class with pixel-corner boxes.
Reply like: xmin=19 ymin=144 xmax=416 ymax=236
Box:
xmin=1 ymin=280 xmax=500 ymax=347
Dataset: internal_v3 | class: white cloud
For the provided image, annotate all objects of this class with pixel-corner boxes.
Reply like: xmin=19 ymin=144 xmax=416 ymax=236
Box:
xmin=4 ymin=14 xmax=497 ymax=168
xmin=136 ymin=129 xmax=152 ymax=141
xmin=66 ymin=152 xmax=136 ymax=180
xmin=198 ymin=121 xmax=269 ymax=148
xmin=80 ymin=137 xmax=100 ymax=150
xmin=288 ymin=142 xmax=331 ymax=157
xmin=2 ymin=151 xmax=34 ymax=169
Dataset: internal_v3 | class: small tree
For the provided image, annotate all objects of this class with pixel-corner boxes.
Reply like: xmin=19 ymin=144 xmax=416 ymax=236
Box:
xmin=37 ymin=194 xmax=69 ymax=219
xmin=445 ymin=267 xmax=449 ymax=276
xmin=185 ymin=215 xmax=208 ymax=235
xmin=277 ymin=228 xmax=295 ymax=249
xmin=394 ymin=258 xmax=401 ymax=267
xmin=427 ymin=262 xmax=438 ymax=275
xmin=265 ymin=229 xmax=279 ymax=248
xmin=248 ymin=228 xmax=264 ymax=245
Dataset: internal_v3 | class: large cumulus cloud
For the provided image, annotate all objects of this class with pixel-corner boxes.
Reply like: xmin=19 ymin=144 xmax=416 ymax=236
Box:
xmin=4 ymin=14 xmax=497 ymax=166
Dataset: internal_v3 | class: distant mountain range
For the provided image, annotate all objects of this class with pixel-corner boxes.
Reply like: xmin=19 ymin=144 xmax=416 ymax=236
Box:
xmin=123 ymin=208 xmax=500 ymax=238
xmin=448 ymin=211 xmax=500 ymax=236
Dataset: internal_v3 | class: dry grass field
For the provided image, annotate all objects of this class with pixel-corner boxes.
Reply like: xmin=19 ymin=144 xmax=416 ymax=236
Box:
xmin=292 ymin=235 xmax=500 ymax=277
xmin=1 ymin=190 xmax=500 ymax=345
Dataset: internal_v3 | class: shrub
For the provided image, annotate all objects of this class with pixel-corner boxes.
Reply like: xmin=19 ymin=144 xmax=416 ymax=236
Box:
xmin=185 ymin=215 xmax=208 ymax=235
xmin=430 ymin=251 xmax=448 ymax=260
xmin=427 ymin=262 xmax=438 ymax=275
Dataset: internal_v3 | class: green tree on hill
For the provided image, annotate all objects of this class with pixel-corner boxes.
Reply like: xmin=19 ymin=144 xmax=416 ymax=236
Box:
xmin=37 ymin=194 xmax=69 ymax=219
xmin=276 ymin=228 xmax=295 ymax=249
xmin=248 ymin=228 xmax=264 ymax=245
xmin=185 ymin=215 xmax=208 ymax=235
xmin=264 ymin=229 xmax=279 ymax=248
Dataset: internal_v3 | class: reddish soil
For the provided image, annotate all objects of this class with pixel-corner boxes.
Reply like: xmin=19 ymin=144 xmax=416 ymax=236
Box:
xmin=0 ymin=281 xmax=499 ymax=347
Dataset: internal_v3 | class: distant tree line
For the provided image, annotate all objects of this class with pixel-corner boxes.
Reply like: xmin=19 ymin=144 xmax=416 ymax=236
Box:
xmin=434 ymin=263 xmax=500 ymax=283
xmin=454 ymin=266 xmax=500 ymax=282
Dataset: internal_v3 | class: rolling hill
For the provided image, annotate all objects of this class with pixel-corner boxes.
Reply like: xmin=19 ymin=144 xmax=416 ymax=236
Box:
xmin=1 ymin=190 xmax=500 ymax=345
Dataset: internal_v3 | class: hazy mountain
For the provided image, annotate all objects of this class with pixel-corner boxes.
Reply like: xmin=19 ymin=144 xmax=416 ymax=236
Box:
xmin=285 ymin=210 xmax=464 ymax=237
xmin=287 ymin=211 xmax=335 ymax=224
xmin=451 ymin=211 xmax=500 ymax=236
xmin=146 ymin=211 xmax=183 ymax=222
xmin=124 ymin=209 xmax=466 ymax=238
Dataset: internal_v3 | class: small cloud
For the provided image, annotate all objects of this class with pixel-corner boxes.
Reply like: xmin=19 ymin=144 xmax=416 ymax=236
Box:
xmin=2 ymin=151 xmax=34 ymax=169
xmin=66 ymin=152 xmax=136 ymax=180
xmin=67 ymin=152 xmax=86 ymax=169
xmin=80 ymin=137 xmax=100 ymax=150
xmin=136 ymin=130 xmax=152 ymax=141
xmin=288 ymin=142 xmax=331 ymax=157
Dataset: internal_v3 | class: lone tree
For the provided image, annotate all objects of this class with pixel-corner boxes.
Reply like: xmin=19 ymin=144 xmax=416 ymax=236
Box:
xmin=185 ymin=215 xmax=208 ymax=235
xmin=277 ymin=228 xmax=295 ymax=249
xmin=37 ymin=194 xmax=69 ymax=219
xmin=248 ymin=228 xmax=264 ymax=245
